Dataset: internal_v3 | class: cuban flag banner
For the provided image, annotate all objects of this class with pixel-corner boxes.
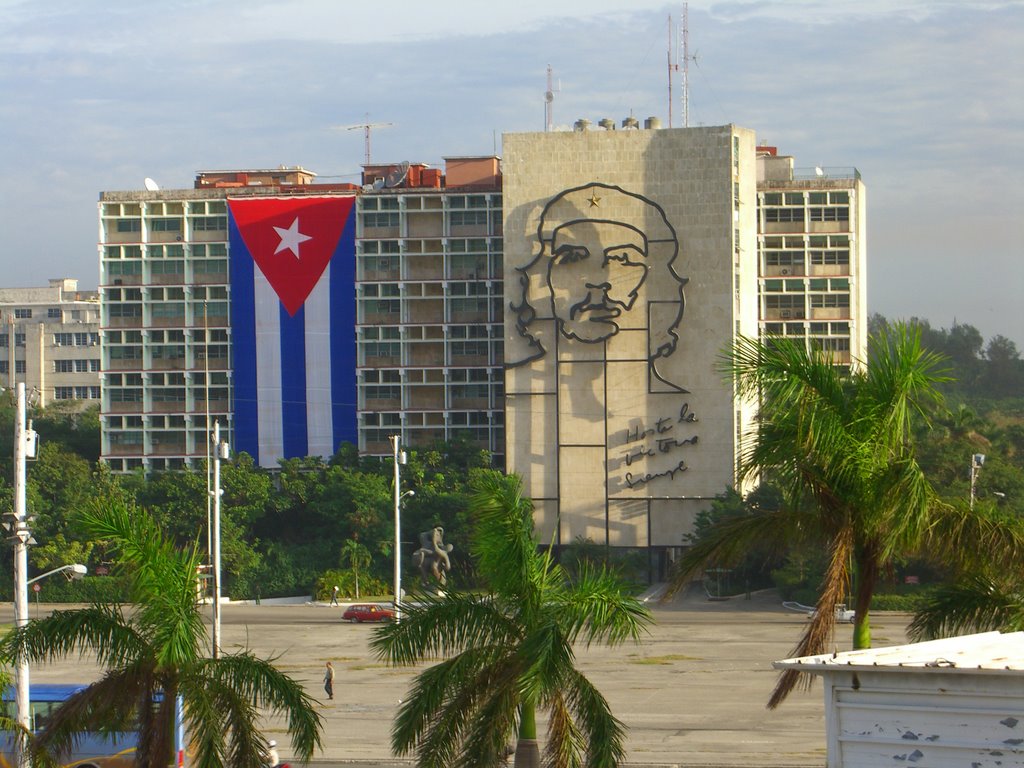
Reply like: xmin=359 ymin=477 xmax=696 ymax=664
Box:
xmin=228 ymin=196 xmax=357 ymax=467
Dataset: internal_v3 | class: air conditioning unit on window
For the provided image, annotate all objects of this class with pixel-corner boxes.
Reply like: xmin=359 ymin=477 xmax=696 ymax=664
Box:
xmin=780 ymin=268 xmax=790 ymax=276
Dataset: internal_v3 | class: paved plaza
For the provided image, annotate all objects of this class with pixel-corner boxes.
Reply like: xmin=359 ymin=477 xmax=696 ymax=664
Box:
xmin=11 ymin=591 xmax=912 ymax=767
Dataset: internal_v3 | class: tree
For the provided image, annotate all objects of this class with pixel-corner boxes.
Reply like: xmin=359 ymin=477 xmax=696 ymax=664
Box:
xmin=339 ymin=539 xmax=372 ymax=599
xmin=666 ymin=323 xmax=960 ymax=707
xmin=370 ymin=472 xmax=651 ymax=768
xmin=0 ymin=498 xmax=322 ymax=768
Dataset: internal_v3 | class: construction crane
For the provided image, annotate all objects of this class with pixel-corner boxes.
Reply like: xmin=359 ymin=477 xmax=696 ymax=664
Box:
xmin=333 ymin=118 xmax=393 ymax=166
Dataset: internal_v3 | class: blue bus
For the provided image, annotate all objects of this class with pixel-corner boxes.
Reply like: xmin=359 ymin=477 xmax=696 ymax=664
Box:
xmin=0 ymin=684 xmax=137 ymax=768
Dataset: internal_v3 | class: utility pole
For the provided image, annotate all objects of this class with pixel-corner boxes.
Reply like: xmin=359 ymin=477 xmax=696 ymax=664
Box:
xmin=390 ymin=434 xmax=405 ymax=621
xmin=12 ymin=383 xmax=37 ymax=768
xmin=970 ymin=453 xmax=985 ymax=510
xmin=211 ymin=420 xmax=228 ymax=658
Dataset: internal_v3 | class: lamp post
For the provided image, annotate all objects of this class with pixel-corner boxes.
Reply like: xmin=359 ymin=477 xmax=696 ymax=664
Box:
xmin=389 ymin=435 xmax=408 ymax=621
xmin=970 ymin=453 xmax=986 ymax=510
xmin=11 ymin=383 xmax=34 ymax=767
xmin=211 ymin=420 xmax=229 ymax=658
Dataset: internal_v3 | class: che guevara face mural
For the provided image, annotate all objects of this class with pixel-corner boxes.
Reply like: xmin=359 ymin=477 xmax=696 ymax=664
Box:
xmin=510 ymin=182 xmax=689 ymax=391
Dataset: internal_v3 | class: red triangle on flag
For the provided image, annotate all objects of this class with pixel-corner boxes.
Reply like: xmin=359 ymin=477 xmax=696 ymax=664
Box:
xmin=228 ymin=196 xmax=356 ymax=316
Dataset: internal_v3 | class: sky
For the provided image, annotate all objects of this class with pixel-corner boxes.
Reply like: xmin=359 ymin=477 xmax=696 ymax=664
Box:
xmin=2 ymin=0 xmax=1022 ymax=346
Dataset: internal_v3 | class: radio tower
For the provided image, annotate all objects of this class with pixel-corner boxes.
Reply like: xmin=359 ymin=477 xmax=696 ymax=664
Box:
xmin=544 ymin=65 xmax=557 ymax=131
xmin=667 ymin=15 xmax=678 ymax=128
xmin=682 ymin=3 xmax=691 ymax=128
xmin=668 ymin=5 xmax=695 ymax=129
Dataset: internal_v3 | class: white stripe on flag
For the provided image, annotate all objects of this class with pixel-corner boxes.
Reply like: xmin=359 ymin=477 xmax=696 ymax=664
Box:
xmin=254 ymin=271 xmax=284 ymax=465
xmin=305 ymin=264 xmax=334 ymax=458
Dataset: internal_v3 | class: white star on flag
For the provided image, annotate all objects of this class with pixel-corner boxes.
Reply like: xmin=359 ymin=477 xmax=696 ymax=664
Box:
xmin=273 ymin=217 xmax=312 ymax=259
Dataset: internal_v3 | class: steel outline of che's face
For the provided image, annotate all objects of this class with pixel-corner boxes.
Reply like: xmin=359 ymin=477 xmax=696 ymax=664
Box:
xmin=545 ymin=218 xmax=649 ymax=343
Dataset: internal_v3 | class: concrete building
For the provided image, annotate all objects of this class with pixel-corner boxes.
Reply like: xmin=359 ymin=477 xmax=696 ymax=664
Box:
xmin=98 ymin=167 xmax=328 ymax=471
xmin=757 ymin=147 xmax=867 ymax=365
xmin=502 ymin=124 xmax=761 ymax=570
xmin=0 ymin=279 xmax=100 ymax=408
xmin=98 ymin=161 xmax=505 ymax=471
xmin=355 ymin=157 xmax=504 ymax=462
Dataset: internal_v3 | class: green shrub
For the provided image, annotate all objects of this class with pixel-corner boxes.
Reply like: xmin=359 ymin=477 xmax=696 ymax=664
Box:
xmin=870 ymin=591 xmax=936 ymax=612
xmin=0 ymin=575 xmax=131 ymax=604
xmin=316 ymin=569 xmax=389 ymax=601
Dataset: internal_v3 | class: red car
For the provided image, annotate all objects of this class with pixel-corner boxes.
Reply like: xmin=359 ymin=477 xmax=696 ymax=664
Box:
xmin=342 ymin=603 xmax=395 ymax=623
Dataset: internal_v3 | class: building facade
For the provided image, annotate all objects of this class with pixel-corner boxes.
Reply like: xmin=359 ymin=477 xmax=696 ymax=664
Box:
xmin=502 ymin=124 xmax=761 ymax=565
xmin=355 ymin=157 xmax=505 ymax=463
xmin=757 ymin=148 xmax=867 ymax=364
xmin=0 ymin=279 xmax=100 ymax=408
xmin=98 ymin=162 xmax=505 ymax=471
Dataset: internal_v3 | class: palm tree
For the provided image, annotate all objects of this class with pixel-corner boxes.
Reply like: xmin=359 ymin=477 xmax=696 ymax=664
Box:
xmin=339 ymin=538 xmax=372 ymax=599
xmin=666 ymin=323 xmax=960 ymax=707
xmin=0 ymin=499 xmax=322 ymax=768
xmin=370 ymin=472 xmax=651 ymax=768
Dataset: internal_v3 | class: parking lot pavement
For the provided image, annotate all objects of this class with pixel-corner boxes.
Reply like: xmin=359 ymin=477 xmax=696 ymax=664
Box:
xmin=10 ymin=591 xmax=911 ymax=767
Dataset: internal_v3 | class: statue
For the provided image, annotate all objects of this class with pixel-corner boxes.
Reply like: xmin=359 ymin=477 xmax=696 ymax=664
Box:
xmin=411 ymin=526 xmax=453 ymax=589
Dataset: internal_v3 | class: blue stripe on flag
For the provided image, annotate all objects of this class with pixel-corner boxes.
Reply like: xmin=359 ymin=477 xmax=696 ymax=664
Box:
xmin=279 ymin=302 xmax=309 ymax=458
xmin=331 ymin=213 xmax=358 ymax=448
xmin=229 ymin=219 xmax=259 ymax=465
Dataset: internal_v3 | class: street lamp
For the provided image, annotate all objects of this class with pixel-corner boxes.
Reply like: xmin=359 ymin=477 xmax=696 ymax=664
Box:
xmin=10 ymin=382 xmax=36 ymax=768
xmin=210 ymin=420 xmax=229 ymax=659
xmin=27 ymin=563 xmax=87 ymax=585
xmin=970 ymin=453 xmax=986 ymax=510
xmin=389 ymin=435 xmax=412 ymax=621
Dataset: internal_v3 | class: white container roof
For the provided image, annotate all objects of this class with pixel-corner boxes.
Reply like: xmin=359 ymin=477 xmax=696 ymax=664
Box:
xmin=774 ymin=631 xmax=1024 ymax=677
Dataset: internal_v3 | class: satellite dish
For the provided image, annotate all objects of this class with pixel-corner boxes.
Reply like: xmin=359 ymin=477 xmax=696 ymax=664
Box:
xmin=144 ymin=177 xmax=160 ymax=191
xmin=814 ymin=166 xmax=824 ymax=177
xmin=385 ymin=161 xmax=411 ymax=188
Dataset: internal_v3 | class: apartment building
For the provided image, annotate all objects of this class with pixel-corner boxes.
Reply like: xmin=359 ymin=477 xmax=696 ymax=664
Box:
xmin=356 ymin=157 xmax=504 ymax=463
xmin=98 ymin=161 xmax=504 ymax=471
xmin=757 ymin=147 xmax=868 ymax=364
xmin=98 ymin=168 xmax=328 ymax=471
xmin=0 ymin=279 xmax=100 ymax=408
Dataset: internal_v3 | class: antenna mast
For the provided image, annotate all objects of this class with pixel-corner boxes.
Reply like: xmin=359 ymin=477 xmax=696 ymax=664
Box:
xmin=682 ymin=3 xmax=690 ymax=128
xmin=335 ymin=116 xmax=393 ymax=165
xmin=544 ymin=64 xmax=559 ymax=131
xmin=667 ymin=15 xmax=678 ymax=128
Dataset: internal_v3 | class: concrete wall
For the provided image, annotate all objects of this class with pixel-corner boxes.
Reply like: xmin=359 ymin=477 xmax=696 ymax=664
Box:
xmin=502 ymin=125 xmax=759 ymax=551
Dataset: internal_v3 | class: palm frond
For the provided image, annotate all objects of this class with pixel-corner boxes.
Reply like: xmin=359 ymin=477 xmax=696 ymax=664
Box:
xmin=908 ymin=574 xmax=1024 ymax=641
xmin=768 ymin=525 xmax=853 ymax=709
xmin=548 ymin=666 xmax=626 ymax=768
xmin=924 ymin=501 xmax=1024 ymax=575
xmin=553 ymin=562 xmax=652 ymax=646
xmin=0 ymin=605 xmax=149 ymax=671
xmin=663 ymin=507 xmax=807 ymax=600
xmin=371 ymin=592 xmax=519 ymax=665
xmin=192 ymin=652 xmax=323 ymax=761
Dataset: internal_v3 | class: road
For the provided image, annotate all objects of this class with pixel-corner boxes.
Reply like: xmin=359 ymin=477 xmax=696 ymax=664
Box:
xmin=9 ymin=592 xmax=912 ymax=767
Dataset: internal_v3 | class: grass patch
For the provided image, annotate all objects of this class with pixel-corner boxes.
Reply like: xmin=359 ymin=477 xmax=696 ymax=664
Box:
xmin=630 ymin=654 xmax=700 ymax=665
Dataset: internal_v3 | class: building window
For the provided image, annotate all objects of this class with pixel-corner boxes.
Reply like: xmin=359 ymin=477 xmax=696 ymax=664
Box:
xmin=809 ymin=207 xmax=849 ymax=222
xmin=764 ymin=208 xmax=805 ymax=223
xmin=450 ymin=211 xmax=488 ymax=227
xmin=54 ymin=360 xmax=74 ymax=373
xmin=809 ymin=294 xmax=851 ymax=309
xmin=192 ymin=216 xmax=227 ymax=231
xmin=116 ymin=219 xmax=142 ymax=233
xmin=150 ymin=218 xmax=183 ymax=232
xmin=363 ymin=212 xmax=399 ymax=228
xmin=47 ymin=308 xmax=61 ymax=319
xmin=14 ymin=309 xmax=31 ymax=319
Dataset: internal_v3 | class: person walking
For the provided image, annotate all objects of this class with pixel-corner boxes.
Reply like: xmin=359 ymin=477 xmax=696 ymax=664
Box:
xmin=324 ymin=660 xmax=335 ymax=700
xmin=330 ymin=585 xmax=340 ymax=606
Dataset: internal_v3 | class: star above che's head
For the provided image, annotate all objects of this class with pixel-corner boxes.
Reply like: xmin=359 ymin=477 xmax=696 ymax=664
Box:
xmin=274 ymin=217 xmax=312 ymax=259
